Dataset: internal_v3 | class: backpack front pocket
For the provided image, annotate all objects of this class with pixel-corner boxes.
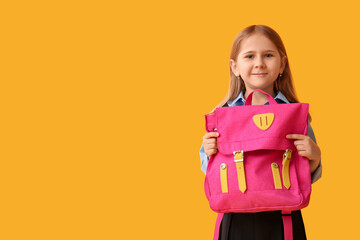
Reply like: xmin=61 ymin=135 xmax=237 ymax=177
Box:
xmin=206 ymin=148 xmax=302 ymax=212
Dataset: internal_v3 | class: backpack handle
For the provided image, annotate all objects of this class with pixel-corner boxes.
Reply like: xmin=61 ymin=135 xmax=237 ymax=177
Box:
xmin=244 ymin=89 xmax=278 ymax=105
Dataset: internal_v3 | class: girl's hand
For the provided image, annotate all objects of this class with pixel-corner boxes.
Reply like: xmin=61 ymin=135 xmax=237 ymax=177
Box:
xmin=203 ymin=132 xmax=220 ymax=157
xmin=286 ymin=134 xmax=321 ymax=173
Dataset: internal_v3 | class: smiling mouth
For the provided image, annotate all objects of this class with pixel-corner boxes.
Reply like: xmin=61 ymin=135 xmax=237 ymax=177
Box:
xmin=252 ymin=73 xmax=268 ymax=75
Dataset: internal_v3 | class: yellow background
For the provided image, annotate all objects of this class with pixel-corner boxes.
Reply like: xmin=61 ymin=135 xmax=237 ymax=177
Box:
xmin=1 ymin=0 xmax=359 ymax=239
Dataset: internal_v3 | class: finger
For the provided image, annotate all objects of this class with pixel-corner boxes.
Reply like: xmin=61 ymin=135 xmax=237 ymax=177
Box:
xmin=205 ymin=149 xmax=218 ymax=156
xmin=205 ymin=142 xmax=217 ymax=148
xmin=204 ymin=132 xmax=219 ymax=139
xmin=297 ymin=150 xmax=308 ymax=158
xmin=286 ymin=134 xmax=307 ymax=140
xmin=293 ymin=140 xmax=305 ymax=147
xmin=295 ymin=145 xmax=307 ymax=151
xmin=205 ymin=138 xmax=217 ymax=144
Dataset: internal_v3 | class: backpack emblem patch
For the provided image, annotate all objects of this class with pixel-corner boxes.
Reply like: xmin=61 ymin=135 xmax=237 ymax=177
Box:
xmin=253 ymin=113 xmax=275 ymax=130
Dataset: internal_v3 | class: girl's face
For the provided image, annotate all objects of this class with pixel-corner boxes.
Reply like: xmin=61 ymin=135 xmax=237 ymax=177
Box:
xmin=230 ymin=33 xmax=287 ymax=95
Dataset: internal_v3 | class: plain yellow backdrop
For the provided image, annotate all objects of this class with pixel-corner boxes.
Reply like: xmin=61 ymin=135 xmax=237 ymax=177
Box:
xmin=1 ymin=0 xmax=359 ymax=239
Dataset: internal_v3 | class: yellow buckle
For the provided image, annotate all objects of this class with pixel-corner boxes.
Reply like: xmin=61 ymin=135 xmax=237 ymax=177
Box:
xmin=284 ymin=149 xmax=292 ymax=159
xmin=233 ymin=150 xmax=244 ymax=162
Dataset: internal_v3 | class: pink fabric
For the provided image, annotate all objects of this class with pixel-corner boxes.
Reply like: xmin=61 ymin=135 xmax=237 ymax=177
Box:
xmin=204 ymin=89 xmax=312 ymax=239
xmin=282 ymin=210 xmax=293 ymax=240
xmin=213 ymin=213 xmax=223 ymax=240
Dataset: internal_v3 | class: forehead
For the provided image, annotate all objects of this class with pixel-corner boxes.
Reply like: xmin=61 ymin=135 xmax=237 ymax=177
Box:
xmin=239 ymin=33 xmax=278 ymax=53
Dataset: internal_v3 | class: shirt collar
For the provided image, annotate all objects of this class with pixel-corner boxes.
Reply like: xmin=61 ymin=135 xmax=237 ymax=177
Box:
xmin=275 ymin=91 xmax=290 ymax=104
xmin=226 ymin=91 xmax=245 ymax=106
xmin=227 ymin=90 xmax=290 ymax=107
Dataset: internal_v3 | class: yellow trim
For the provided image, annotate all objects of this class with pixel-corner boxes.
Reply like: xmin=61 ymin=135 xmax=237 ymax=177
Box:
xmin=235 ymin=161 xmax=247 ymax=193
xmin=282 ymin=149 xmax=292 ymax=189
xmin=220 ymin=163 xmax=228 ymax=193
xmin=271 ymin=163 xmax=283 ymax=189
xmin=234 ymin=151 xmax=247 ymax=193
xmin=252 ymin=113 xmax=275 ymax=130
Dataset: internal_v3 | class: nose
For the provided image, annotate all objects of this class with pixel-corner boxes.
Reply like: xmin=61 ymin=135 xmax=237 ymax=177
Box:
xmin=254 ymin=56 xmax=265 ymax=68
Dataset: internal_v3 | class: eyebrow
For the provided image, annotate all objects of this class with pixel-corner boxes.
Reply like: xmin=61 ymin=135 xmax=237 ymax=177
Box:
xmin=241 ymin=50 xmax=276 ymax=55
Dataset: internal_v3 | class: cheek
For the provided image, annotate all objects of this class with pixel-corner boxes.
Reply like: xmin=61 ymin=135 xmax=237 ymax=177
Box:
xmin=268 ymin=61 xmax=281 ymax=73
xmin=266 ymin=69 xmax=279 ymax=82
xmin=269 ymin=72 xmax=279 ymax=81
xmin=238 ymin=62 xmax=251 ymax=73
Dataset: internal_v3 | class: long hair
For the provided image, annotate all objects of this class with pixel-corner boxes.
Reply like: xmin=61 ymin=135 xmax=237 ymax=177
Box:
xmin=214 ymin=25 xmax=307 ymax=118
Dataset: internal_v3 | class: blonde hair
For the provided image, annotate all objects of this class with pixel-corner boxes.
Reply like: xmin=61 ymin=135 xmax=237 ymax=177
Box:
xmin=215 ymin=25 xmax=307 ymax=117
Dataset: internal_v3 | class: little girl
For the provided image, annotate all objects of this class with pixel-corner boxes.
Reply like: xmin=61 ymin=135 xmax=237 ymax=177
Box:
xmin=200 ymin=25 xmax=322 ymax=240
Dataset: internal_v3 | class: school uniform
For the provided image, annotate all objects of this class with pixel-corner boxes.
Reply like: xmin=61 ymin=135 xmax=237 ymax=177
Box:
xmin=199 ymin=91 xmax=322 ymax=240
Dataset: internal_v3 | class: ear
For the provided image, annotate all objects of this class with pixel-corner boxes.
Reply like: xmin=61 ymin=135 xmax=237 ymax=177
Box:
xmin=280 ymin=55 xmax=287 ymax=73
xmin=230 ymin=59 xmax=239 ymax=76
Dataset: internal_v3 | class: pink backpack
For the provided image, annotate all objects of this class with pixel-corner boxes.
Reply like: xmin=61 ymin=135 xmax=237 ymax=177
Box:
xmin=204 ymin=89 xmax=311 ymax=240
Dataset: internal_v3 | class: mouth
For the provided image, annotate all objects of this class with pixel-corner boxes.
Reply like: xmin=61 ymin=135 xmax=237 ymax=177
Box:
xmin=251 ymin=73 xmax=268 ymax=76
